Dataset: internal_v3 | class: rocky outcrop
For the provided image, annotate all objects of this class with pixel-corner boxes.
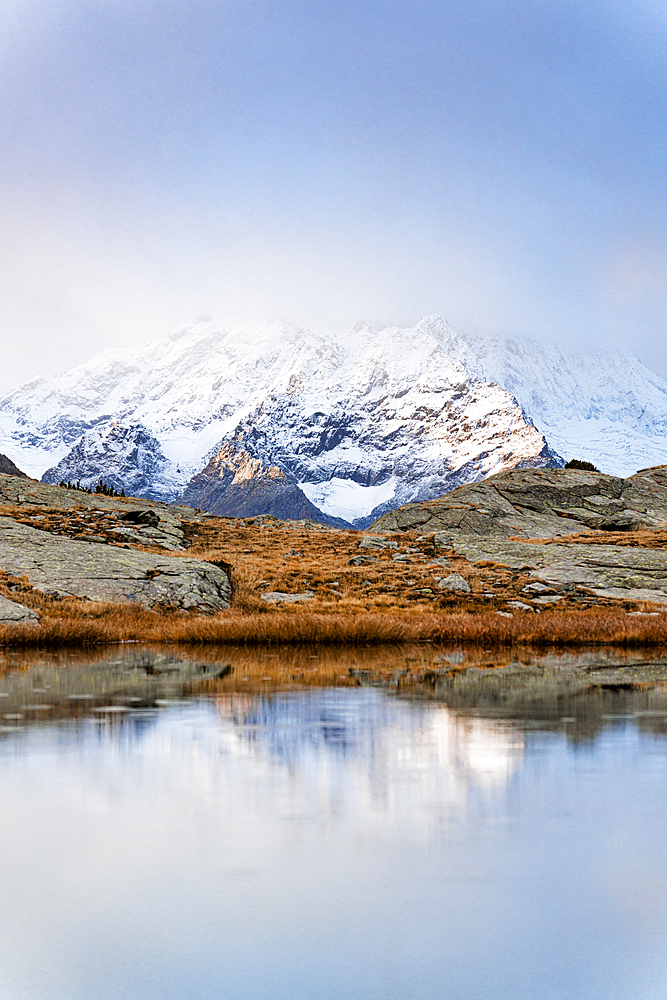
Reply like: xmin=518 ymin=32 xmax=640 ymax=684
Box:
xmin=108 ymin=514 xmax=188 ymax=551
xmin=448 ymin=536 xmax=667 ymax=604
xmin=371 ymin=465 xmax=667 ymax=603
xmin=0 ymin=594 xmax=39 ymax=625
xmin=371 ymin=466 xmax=667 ymax=537
xmin=0 ymin=454 xmax=28 ymax=478
xmin=182 ymin=446 xmax=347 ymax=525
xmin=0 ymin=471 xmax=174 ymax=512
xmin=0 ymin=516 xmax=231 ymax=612
xmin=437 ymin=573 xmax=472 ymax=593
xmin=358 ymin=536 xmax=398 ymax=550
xmin=0 ymin=472 xmax=198 ymax=550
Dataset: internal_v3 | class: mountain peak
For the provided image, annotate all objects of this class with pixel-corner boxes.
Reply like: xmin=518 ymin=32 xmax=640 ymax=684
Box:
xmin=0 ymin=316 xmax=664 ymax=523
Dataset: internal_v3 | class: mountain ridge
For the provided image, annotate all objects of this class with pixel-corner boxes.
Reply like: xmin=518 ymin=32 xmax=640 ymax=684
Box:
xmin=1 ymin=315 xmax=663 ymax=524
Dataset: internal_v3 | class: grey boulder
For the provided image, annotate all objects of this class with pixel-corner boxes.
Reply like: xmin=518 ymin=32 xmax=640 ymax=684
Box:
xmin=437 ymin=573 xmax=472 ymax=593
xmin=359 ymin=536 xmax=398 ymax=550
xmin=0 ymin=594 xmax=39 ymax=625
xmin=0 ymin=517 xmax=231 ymax=612
xmin=349 ymin=554 xmax=377 ymax=566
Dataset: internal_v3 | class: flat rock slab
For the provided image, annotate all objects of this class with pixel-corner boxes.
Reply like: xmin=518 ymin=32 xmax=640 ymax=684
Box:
xmin=0 ymin=473 xmax=203 ymax=549
xmin=450 ymin=535 xmax=667 ymax=603
xmin=0 ymin=517 xmax=231 ymax=612
xmin=109 ymin=523 xmax=186 ymax=550
xmin=261 ymin=591 xmax=315 ymax=603
xmin=371 ymin=466 xmax=667 ymax=539
xmin=0 ymin=593 xmax=39 ymax=624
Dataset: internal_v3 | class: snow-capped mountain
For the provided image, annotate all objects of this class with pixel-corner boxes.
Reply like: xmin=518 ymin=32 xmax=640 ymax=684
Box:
xmin=0 ymin=316 xmax=561 ymax=525
xmin=44 ymin=423 xmax=176 ymax=502
xmin=3 ymin=313 xmax=665 ymax=523
xmin=180 ymin=324 xmax=557 ymax=524
xmin=453 ymin=333 xmax=667 ymax=477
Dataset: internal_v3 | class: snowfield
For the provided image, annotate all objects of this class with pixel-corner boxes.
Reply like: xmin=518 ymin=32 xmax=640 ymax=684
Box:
xmin=300 ymin=477 xmax=400 ymax=522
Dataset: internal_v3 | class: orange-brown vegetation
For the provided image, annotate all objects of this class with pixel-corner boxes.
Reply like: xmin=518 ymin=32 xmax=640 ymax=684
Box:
xmin=1 ymin=589 xmax=666 ymax=653
xmin=520 ymin=528 xmax=667 ymax=549
xmin=1 ymin=502 xmax=666 ymax=650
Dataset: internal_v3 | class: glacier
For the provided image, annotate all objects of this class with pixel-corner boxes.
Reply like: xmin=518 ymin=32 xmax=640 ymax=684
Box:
xmin=300 ymin=477 xmax=400 ymax=523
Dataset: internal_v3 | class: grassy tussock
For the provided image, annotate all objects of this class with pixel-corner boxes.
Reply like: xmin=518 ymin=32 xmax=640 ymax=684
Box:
xmin=426 ymin=608 xmax=667 ymax=647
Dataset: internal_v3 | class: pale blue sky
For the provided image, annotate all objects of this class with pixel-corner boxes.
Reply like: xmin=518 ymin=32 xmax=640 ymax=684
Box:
xmin=2 ymin=0 xmax=667 ymax=388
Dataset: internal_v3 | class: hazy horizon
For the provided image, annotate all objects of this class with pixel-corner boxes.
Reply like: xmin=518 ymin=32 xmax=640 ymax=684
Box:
xmin=4 ymin=311 xmax=667 ymax=397
xmin=3 ymin=0 xmax=667 ymax=390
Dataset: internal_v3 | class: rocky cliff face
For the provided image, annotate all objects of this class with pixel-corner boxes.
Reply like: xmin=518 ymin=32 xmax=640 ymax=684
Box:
xmin=10 ymin=315 xmax=654 ymax=524
xmin=0 ymin=453 xmax=27 ymax=479
xmin=41 ymin=423 xmax=177 ymax=500
xmin=182 ymin=446 xmax=347 ymax=523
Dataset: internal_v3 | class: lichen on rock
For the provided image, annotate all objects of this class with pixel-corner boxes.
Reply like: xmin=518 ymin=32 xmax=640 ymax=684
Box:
xmin=0 ymin=517 xmax=231 ymax=612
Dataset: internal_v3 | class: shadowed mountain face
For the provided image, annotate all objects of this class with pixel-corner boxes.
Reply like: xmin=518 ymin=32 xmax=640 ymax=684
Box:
xmin=0 ymin=453 xmax=27 ymax=478
xmin=181 ymin=447 xmax=348 ymax=525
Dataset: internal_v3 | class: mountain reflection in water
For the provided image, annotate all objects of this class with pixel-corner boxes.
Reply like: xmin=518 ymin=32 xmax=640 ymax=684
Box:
xmin=1 ymin=649 xmax=667 ymax=999
xmin=214 ymin=691 xmax=523 ymax=833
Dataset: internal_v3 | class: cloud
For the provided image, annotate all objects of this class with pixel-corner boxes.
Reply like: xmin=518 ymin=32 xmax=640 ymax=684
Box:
xmin=1 ymin=0 xmax=667 ymax=388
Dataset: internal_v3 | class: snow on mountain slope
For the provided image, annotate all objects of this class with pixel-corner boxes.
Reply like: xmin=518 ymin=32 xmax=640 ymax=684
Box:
xmin=3 ymin=313 xmax=664 ymax=519
xmin=300 ymin=477 xmax=400 ymax=523
xmin=0 ymin=319 xmax=354 ymax=495
xmin=43 ymin=423 xmax=177 ymax=502
xmin=190 ymin=324 xmax=558 ymax=525
xmin=454 ymin=333 xmax=667 ymax=476
xmin=0 ymin=316 xmax=559 ymax=522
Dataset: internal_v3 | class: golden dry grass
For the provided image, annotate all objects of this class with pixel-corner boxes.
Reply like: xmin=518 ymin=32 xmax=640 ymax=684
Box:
xmin=520 ymin=528 xmax=667 ymax=549
xmin=1 ymin=501 xmax=667 ymax=651
xmin=2 ymin=600 xmax=667 ymax=651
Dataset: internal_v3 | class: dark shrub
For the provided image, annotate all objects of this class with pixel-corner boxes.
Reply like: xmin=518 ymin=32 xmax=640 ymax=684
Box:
xmin=565 ymin=459 xmax=600 ymax=473
xmin=121 ymin=509 xmax=160 ymax=527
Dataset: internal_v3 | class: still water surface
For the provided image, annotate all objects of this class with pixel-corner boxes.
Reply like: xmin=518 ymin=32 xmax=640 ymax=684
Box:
xmin=1 ymin=648 xmax=667 ymax=999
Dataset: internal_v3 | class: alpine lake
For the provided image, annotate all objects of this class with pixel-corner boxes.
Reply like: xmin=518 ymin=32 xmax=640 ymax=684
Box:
xmin=1 ymin=642 xmax=667 ymax=999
